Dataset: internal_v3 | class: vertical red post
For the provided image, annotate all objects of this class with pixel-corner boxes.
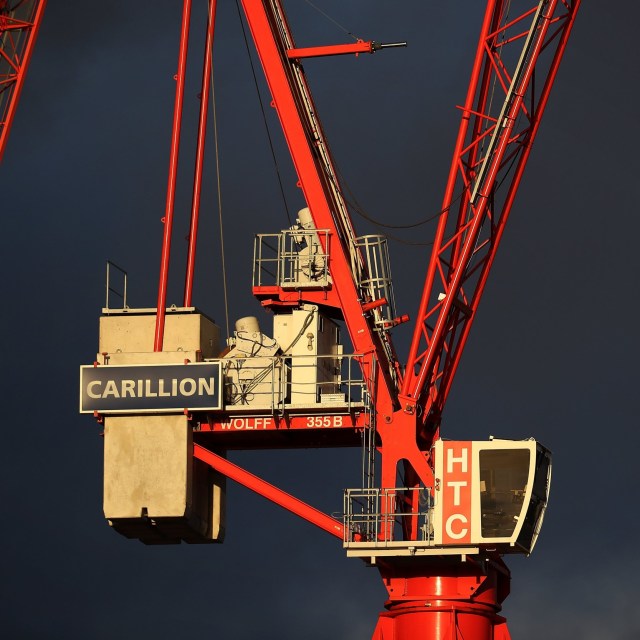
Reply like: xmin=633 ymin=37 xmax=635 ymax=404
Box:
xmin=154 ymin=0 xmax=192 ymax=351
xmin=183 ymin=0 xmax=217 ymax=307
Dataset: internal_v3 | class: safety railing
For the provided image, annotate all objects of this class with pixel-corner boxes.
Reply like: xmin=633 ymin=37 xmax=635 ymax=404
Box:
xmin=253 ymin=229 xmax=330 ymax=289
xmin=104 ymin=260 xmax=128 ymax=310
xmin=343 ymin=487 xmax=434 ymax=547
xmin=354 ymin=235 xmax=396 ymax=327
xmin=215 ymin=352 xmax=366 ymax=411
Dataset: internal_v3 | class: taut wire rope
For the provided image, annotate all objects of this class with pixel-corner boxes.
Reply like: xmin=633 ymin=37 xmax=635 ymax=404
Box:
xmin=302 ymin=0 xmax=359 ymax=41
xmin=234 ymin=0 xmax=293 ymax=226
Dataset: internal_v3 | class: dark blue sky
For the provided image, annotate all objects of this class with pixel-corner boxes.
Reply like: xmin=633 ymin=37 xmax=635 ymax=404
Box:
xmin=1 ymin=2 xmax=638 ymax=638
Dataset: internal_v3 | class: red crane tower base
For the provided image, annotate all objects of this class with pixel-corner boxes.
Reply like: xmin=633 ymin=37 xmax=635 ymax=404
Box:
xmin=373 ymin=555 xmax=511 ymax=639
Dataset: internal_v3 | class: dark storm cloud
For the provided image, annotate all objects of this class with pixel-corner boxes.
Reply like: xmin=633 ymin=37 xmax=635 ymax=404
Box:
xmin=1 ymin=2 xmax=638 ymax=639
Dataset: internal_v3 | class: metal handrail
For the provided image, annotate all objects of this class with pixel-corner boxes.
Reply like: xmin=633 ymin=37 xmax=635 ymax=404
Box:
xmin=343 ymin=487 xmax=434 ymax=545
xmin=253 ymin=229 xmax=330 ymax=288
xmin=105 ymin=260 xmax=128 ymax=310
xmin=213 ymin=352 xmax=367 ymax=411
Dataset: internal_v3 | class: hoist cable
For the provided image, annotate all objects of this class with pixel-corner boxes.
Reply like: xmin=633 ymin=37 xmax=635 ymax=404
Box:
xmin=333 ymin=134 xmax=520 ymax=248
xmin=345 ymin=177 xmax=466 ymax=231
xmin=302 ymin=0 xmax=359 ymax=41
xmin=325 ymin=157 xmax=466 ymax=244
xmin=234 ymin=0 xmax=292 ymax=226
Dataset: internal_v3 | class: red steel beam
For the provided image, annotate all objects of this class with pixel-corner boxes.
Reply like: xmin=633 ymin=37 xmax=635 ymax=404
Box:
xmin=199 ymin=412 xmax=367 ymax=433
xmin=194 ymin=444 xmax=344 ymax=539
xmin=184 ymin=0 xmax=218 ymax=307
xmin=287 ymin=41 xmax=373 ymax=59
xmin=154 ymin=0 xmax=192 ymax=351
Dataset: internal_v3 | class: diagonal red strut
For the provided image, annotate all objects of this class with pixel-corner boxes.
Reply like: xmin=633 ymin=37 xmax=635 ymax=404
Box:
xmin=194 ymin=444 xmax=344 ymax=539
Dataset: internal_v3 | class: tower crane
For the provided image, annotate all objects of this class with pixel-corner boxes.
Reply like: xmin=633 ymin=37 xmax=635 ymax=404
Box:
xmin=76 ymin=1 xmax=579 ymax=638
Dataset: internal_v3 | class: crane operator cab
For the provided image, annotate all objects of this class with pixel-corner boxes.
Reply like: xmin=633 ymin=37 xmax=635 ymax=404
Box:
xmin=432 ymin=438 xmax=551 ymax=554
xmin=344 ymin=438 xmax=551 ymax=558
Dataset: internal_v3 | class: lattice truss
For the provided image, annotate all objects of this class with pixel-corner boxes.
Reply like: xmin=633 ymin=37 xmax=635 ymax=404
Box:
xmin=401 ymin=0 xmax=579 ymax=430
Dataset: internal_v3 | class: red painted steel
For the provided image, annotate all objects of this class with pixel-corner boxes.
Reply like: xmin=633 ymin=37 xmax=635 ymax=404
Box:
xmin=0 ymin=0 xmax=46 ymax=161
xmin=87 ymin=1 xmax=579 ymax=637
xmin=194 ymin=443 xmax=344 ymax=539
xmin=0 ymin=0 xmax=580 ymax=635
xmin=153 ymin=1 xmax=580 ymax=637
xmin=287 ymin=41 xmax=373 ymax=59
xmin=195 ymin=411 xmax=368 ymax=450
xmin=372 ymin=556 xmax=512 ymax=639
xmin=154 ymin=0 xmax=192 ymax=351
xmin=401 ymin=0 xmax=581 ymax=442
xmin=239 ymin=0 xmax=398 ymax=411
xmin=200 ymin=412 xmax=367 ymax=433
xmin=184 ymin=0 xmax=217 ymax=307
xmin=253 ymin=285 xmax=341 ymax=310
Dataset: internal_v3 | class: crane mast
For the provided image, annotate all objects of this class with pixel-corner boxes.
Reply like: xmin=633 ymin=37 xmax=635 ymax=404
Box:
xmin=72 ymin=1 xmax=581 ymax=638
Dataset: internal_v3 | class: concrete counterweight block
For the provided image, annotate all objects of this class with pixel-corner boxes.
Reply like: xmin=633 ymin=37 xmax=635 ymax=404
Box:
xmin=103 ymin=414 xmax=225 ymax=544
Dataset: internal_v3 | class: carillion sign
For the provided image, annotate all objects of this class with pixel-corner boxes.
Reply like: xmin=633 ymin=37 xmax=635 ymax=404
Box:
xmin=80 ymin=362 xmax=222 ymax=414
